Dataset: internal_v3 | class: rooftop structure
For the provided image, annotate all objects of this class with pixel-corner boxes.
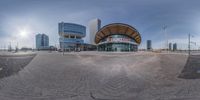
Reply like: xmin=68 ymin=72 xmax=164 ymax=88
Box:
xmin=95 ymin=23 xmax=141 ymax=52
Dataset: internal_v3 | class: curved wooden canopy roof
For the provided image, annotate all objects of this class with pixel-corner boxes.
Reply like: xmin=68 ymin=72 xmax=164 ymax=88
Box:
xmin=95 ymin=23 xmax=141 ymax=44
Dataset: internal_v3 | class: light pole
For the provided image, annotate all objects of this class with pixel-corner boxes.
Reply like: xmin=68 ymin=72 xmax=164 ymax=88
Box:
xmin=163 ymin=25 xmax=168 ymax=51
xmin=62 ymin=40 xmax=64 ymax=55
xmin=188 ymin=34 xmax=190 ymax=55
xmin=32 ymin=33 xmax=36 ymax=52
xmin=188 ymin=34 xmax=196 ymax=55
xmin=15 ymin=42 xmax=18 ymax=52
xmin=9 ymin=42 xmax=12 ymax=52
xmin=4 ymin=44 xmax=5 ymax=51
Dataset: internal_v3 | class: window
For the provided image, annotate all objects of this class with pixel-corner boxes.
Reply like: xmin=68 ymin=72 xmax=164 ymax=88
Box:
xmin=64 ymin=35 xmax=69 ymax=38
xmin=76 ymin=36 xmax=81 ymax=39
xmin=70 ymin=35 xmax=75 ymax=38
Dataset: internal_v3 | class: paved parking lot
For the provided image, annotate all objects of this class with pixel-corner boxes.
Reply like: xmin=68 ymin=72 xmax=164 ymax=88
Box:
xmin=0 ymin=51 xmax=200 ymax=100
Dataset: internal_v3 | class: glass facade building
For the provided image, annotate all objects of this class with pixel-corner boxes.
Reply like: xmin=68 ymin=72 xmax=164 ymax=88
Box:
xmin=98 ymin=35 xmax=138 ymax=51
xmin=147 ymin=40 xmax=152 ymax=50
xmin=95 ymin=23 xmax=141 ymax=52
xmin=58 ymin=22 xmax=86 ymax=50
xmin=173 ymin=43 xmax=177 ymax=51
xmin=36 ymin=34 xmax=49 ymax=49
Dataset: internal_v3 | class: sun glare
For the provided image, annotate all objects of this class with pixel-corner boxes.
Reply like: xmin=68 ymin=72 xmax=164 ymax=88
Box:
xmin=19 ymin=29 xmax=28 ymax=38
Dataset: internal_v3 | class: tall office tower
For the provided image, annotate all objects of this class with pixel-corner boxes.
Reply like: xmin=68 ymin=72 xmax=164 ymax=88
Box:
xmin=36 ymin=33 xmax=49 ymax=49
xmin=173 ymin=43 xmax=177 ymax=51
xmin=89 ymin=18 xmax=101 ymax=45
xmin=169 ymin=43 xmax=172 ymax=51
xmin=58 ymin=22 xmax=86 ymax=49
xmin=147 ymin=40 xmax=152 ymax=50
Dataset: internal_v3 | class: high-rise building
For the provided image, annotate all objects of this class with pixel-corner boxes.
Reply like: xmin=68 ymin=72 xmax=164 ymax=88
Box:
xmin=169 ymin=43 xmax=172 ymax=51
xmin=58 ymin=22 xmax=86 ymax=50
xmin=147 ymin=40 xmax=152 ymax=50
xmin=173 ymin=43 xmax=177 ymax=51
xmin=36 ymin=34 xmax=49 ymax=49
xmin=89 ymin=19 xmax=101 ymax=44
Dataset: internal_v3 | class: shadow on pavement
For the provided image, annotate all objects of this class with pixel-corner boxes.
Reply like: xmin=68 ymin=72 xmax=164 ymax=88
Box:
xmin=0 ymin=54 xmax=36 ymax=79
xmin=179 ymin=55 xmax=200 ymax=79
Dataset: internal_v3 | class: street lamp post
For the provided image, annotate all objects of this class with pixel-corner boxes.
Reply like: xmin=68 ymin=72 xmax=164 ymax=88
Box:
xmin=188 ymin=34 xmax=191 ymax=55
xmin=62 ymin=42 xmax=64 ymax=55
xmin=163 ymin=25 xmax=168 ymax=51
xmin=32 ymin=33 xmax=35 ymax=52
xmin=188 ymin=33 xmax=196 ymax=55
xmin=3 ymin=45 xmax=5 ymax=51
xmin=9 ymin=42 xmax=12 ymax=52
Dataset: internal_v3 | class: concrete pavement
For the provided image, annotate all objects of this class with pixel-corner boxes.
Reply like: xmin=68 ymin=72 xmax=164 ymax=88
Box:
xmin=0 ymin=52 xmax=199 ymax=100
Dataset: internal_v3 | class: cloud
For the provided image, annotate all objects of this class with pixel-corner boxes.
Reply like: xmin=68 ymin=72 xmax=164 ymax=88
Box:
xmin=1 ymin=0 xmax=200 ymax=48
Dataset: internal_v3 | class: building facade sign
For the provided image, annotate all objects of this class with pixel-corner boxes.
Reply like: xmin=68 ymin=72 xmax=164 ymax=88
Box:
xmin=107 ymin=37 xmax=131 ymax=42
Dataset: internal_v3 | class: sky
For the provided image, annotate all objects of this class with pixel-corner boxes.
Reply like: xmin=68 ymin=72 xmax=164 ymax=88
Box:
xmin=0 ymin=0 xmax=200 ymax=49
